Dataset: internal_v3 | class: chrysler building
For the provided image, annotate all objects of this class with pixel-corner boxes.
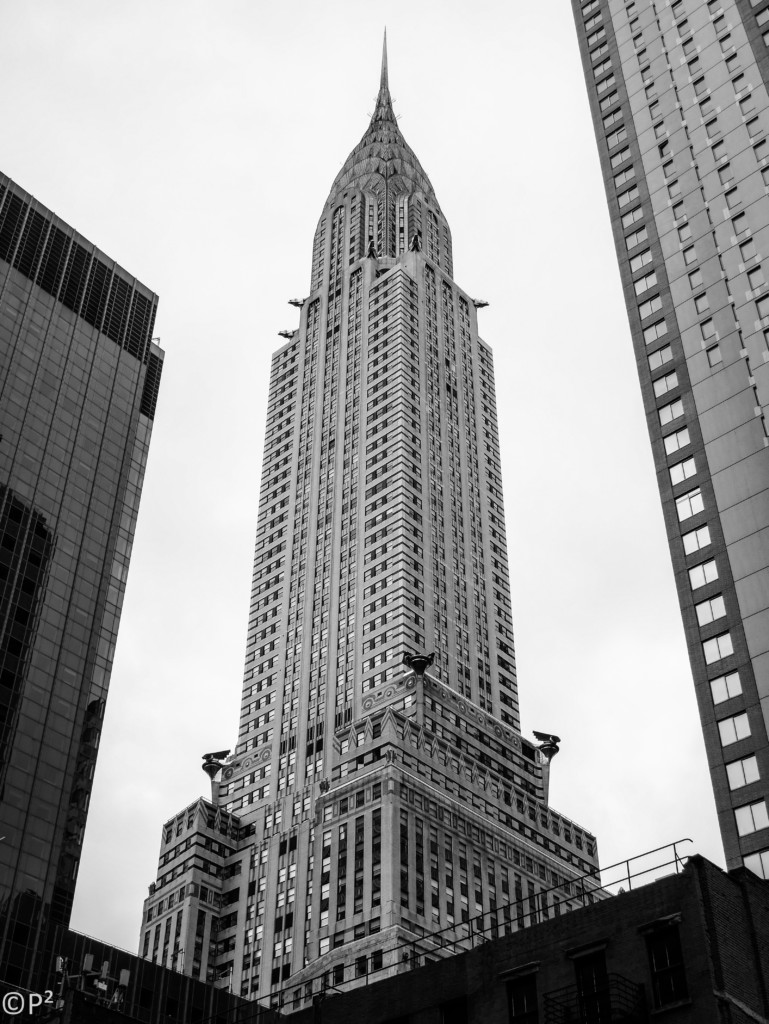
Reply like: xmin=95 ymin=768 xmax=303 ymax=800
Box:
xmin=140 ymin=40 xmax=602 ymax=1007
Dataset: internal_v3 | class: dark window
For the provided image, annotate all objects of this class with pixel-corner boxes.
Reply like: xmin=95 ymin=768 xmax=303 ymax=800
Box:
xmin=441 ymin=996 xmax=468 ymax=1024
xmin=508 ymin=974 xmax=538 ymax=1023
xmin=574 ymin=951 xmax=610 ymax=1023
xmin=646 ymin=925 xmax=688 ymax=1007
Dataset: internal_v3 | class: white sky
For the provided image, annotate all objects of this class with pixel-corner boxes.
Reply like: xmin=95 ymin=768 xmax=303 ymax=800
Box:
xmin=2 ymin=0 xmax=723 ymax=954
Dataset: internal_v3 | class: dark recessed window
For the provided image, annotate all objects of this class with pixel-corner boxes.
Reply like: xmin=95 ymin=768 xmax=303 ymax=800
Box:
xmin=646 ymin=925 xmax=688 ymax=1007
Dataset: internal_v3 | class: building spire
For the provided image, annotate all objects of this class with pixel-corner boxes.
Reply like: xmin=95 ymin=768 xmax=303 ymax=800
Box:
xmin=380 ymin=28 xmax=388 ymax=93
xmin=371 ymin=28 xmax=394 ymax=124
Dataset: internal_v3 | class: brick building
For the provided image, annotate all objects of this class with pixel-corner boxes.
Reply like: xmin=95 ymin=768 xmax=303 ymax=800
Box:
xmin=29 ymin=854 xmax=769 ymax=1022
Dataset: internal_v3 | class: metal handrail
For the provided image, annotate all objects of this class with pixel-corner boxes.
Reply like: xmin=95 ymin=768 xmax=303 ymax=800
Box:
xmin=281 ymin=837 xmax=693 ymax=1009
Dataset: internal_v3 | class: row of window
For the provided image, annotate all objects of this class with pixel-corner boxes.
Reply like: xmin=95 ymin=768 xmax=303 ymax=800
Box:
xmin=599 ymin=0 xmax=769 ymax=862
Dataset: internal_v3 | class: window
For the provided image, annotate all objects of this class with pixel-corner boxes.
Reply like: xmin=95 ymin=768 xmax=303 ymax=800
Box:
xmin=654 ymin=370 xmax=678 ymax=397
xmin=618 ymin=185 xmax=639 ymax=208
xmin=670 ymin=457 xmax=696 ymax=485
xmin=607 ymin=127 xmax=628 ymax=148
xmin=732 ymin=211 xmax=747 ymax=236
xmin=668 ymin=178 xmax=681 ymax=199
xmin=727 ymin=755 xmax=760 ymax=790
xmin=599 ymin=90 xmax=619 ymax=111
xmin=646 ymin=926 xmax=688 ymax=1008
xmin=630 ymin=249 xmax=653 ymax=272
xmin=693 ymin=76 xmax=707 ymax=97
xmin=694 ymin=293 xmax=709 ymax=314
xmin=701 ymin=319 xmax=716 ymax=340
xmin=626 ymin=226 xmax=648 ymax=248
xmin=719 ymin=711 xmax=750 ymax=745
xmin=749 ymin=266 xmax=766 ymax=290
xmin=622 ymin=207 xmax=644 ymax=228
xmin=758 ymin=295 xmax=769 ymax=319
xmin=614 ymin=164 xmax=635 ymax=187
xmin=649 ymin=345 xmax=673 ymax=370
xmin=635 ymin=270 xmax=657 ymax=295
xmin=654 ymin=121 xmax=666 ymax=140
xmin=672 ymin=201 xmax=685 ymax=221
xmin=508 ymin=974 xmax=538 ymax=1024
xmin=689 ymin=558 xmax=717 ymax=588
xmin=597 ymin=74 xmax=617 ymax=95
xmin=683 ymin=246 xmax=697 ymax=265
xmin=676 ymin=487 xmax=704 ymax=520
xmin=743 ymin=850 xmax=769 ymax=879
xmin=689 ymin=268 xmax=703 ymax=289
xmin=710 ymin=671 xmax=741 ymax=704
xmin=712 ymin=140 xmax=726 ymax=161
xmin=735 ymin=800 xmax=769 ymax=836
xmin=740 ymin=93 xmax=756 ymax=116
xmin=664 ymin=427 xmax=690 ymax=453
xmin=719 ymin=163 xmax=734 ymax=187
xmin=678 ymin=222 xmax=692 ymax=242
xmin=695 ymin=594 xmax=726 ymax=625
xmin=659 ymin=398 xmax=684 ymax=425
xmin=602 ymin=108 xmax=622 ymax=129
xmin=683 ymin=524 xmax=710 ymax=554
xmin=703 ymin=631 xmax=734 ymax=664
xmin=639 ymin=295 xmax=662 ymax=319
xmin=740 ymin=238 xmax=756 ymax=262
xmin=759 ymin=6 xmax=769 ymax=25
xmin=707 ymin=345 xmax=722 ymax=367
xmin=644 ymin=320 xmax=668 ymax=344
xmin=594 ymin=57 xmax=613 ymax=78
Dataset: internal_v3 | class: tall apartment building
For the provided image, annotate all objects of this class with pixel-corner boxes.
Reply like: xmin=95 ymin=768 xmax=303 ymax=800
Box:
xmin=570 ymin=0 xmax=769 ymax=875
xmin=141 ymin=44 xmax=603 ymax=1007
xmin=0 ymin=174 xmax=163 ymax=987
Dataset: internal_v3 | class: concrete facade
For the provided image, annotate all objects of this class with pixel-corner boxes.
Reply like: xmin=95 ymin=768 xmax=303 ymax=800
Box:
xmin=570 ymin=0 xmax=769 ymax=873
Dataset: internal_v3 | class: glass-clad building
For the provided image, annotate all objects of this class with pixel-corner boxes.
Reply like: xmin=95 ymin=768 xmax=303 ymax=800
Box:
xmin=0 ymin=173 xmax=163 ymax=987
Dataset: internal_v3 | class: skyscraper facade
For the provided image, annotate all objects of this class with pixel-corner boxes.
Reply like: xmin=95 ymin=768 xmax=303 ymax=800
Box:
xmin=141 ymin=45 xmax=602 ymax=1006
xmin=0 ymin=173 xmax=163 ymax=987
xmin=570 ymin=0 xmax=769 ymax=875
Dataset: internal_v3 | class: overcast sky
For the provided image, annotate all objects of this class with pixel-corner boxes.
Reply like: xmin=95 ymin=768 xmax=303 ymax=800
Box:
xmin=3 ymin=0 xmax=723 ymax=954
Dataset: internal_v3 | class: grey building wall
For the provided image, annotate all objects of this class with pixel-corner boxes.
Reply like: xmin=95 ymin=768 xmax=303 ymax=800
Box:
xmin=570 ymin=0 xmax=769 ymax=874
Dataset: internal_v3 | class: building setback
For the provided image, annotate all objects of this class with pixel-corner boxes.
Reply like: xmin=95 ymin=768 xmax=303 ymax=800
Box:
xmin=0 ymin=173 xmax=163 ymax=987
xmin=141 ymin=42 xmax=603 ymax=1007
xmin=570 ymin=0 xmax=769 ymax=874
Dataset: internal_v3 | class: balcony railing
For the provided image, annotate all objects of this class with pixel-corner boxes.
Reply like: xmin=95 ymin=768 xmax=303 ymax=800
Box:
xmin=543 ymin=973 xmax=647 ymax=1024
xmin=275 ymin=838 xmax=692 ymax=1012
